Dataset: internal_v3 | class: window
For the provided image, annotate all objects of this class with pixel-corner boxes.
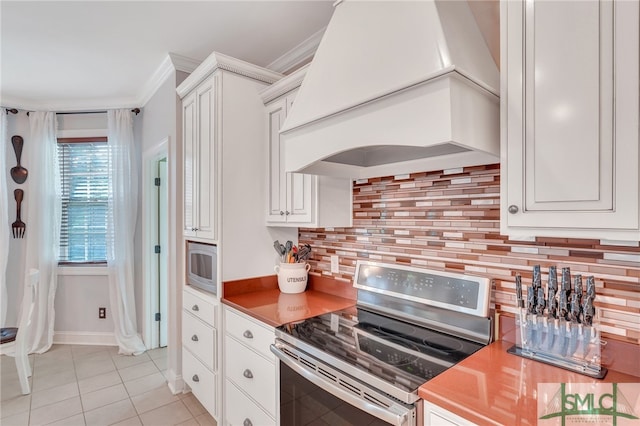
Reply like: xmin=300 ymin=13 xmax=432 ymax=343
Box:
xmin=58 ymin=137 xmax=109 ymax=263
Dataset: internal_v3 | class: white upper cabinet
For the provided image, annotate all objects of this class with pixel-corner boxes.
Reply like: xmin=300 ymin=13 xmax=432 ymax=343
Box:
xmin=183 ymin=75 xmax=217 ymax=241
xmin=501 ymin=0 xmax=639 ymax=241
xmin=262 ymin=66 xmax=352 ymax=228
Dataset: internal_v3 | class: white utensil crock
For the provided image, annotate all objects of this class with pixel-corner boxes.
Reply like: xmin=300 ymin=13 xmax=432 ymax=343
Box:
xmin=274 ymin=262 xmax=310 ymax=294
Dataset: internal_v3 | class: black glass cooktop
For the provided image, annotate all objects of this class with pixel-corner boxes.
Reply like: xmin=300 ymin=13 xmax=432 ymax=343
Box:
xmin=277 ymin=307 xmax=484 ymax=393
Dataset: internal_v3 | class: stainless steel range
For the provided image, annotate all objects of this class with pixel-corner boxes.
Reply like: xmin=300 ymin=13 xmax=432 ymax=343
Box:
xmin=270 ymin=261 xmax=493 ymax=426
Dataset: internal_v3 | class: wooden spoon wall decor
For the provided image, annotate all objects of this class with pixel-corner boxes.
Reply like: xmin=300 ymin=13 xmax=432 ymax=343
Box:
xmin=11 ymin=135 xmax=28 ymax=184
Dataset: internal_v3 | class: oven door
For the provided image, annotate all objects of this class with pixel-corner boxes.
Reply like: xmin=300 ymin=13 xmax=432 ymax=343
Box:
xmin=271 ymin=341 xmax=418 ymax=426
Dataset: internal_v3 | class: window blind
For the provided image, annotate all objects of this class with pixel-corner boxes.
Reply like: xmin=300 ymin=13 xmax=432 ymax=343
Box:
xmin=58 ymin=139 xmax=109 ymax=263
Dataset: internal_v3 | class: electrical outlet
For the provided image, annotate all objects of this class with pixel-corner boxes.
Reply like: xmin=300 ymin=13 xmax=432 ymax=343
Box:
xmin=330 ymin=255 xmax=339 ymax=273
xmin=98 ymin=307 xmax=106 ymax=319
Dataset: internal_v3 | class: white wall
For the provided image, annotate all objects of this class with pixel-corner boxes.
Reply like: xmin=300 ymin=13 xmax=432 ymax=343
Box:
xmin=138 ymin=69 xmax=186 ymax=390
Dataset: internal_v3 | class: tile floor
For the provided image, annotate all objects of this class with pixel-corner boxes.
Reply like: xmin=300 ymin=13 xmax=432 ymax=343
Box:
xmin=0 ymin=345 xmax=216 ymax=426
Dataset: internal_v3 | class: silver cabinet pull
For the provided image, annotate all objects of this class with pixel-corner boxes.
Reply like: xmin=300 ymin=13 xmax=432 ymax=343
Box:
xmin=508 ymin=205 xmax=519 ymax=214
xmin=192 ymin=374 xmax=199 ymax=382
xmin=191 ymin=335 xmax=198 ymax=342
xmin=242 ymin=330 xmax=253 ymax=339
xmin=279 ymin=211 xmax=284 ymax=216
xmin=285 ymin=211 xmax=290 ymax=216
xmin=243 ymin=369 xmax=253 ymax=379
xmin=243 ymin=419 xmax=253 ymax=426
xmin=192 ymin=305 xmax=199 ymax=311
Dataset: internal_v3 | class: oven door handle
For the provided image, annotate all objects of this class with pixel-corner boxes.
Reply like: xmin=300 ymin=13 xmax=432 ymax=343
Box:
xmin=271 ymin=344 xmax=415 ymax=426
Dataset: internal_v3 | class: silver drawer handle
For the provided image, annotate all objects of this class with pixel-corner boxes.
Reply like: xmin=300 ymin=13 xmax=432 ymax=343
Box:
xmin=192 ymin=374 xmax=199 ymax=382
xmin=191 ymin=335 xmax=198 ymax=342
xmin=192 ymin=305 xmax=199 ymax=311
xmin=243 ymin=330 xmax=253 ymax=339
xmin=243 ymin=419 xmax=253 ymax=426
xmin=243 ymin=369 xmax=253 ymax=379
xmin=508 ymin=205 xmax=519 ymax=214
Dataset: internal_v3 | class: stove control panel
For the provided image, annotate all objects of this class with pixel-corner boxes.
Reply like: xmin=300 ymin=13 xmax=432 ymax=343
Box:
xmin=354 ymin=261 xmax=491 ymax=317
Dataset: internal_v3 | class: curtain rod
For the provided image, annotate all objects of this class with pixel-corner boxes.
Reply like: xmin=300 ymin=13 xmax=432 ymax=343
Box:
xmin=4 ymin=108 xmax=141 ymax=116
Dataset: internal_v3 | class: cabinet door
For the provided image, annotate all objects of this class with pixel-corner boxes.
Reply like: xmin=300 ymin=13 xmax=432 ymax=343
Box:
xmin=183 ymin=91 xmax=197 ymax=238
xmin=285 ymin=172 xmax=313 ymax=223
xmin=502 ymin=0 xmax=639 ymax=239
xmin=284 ymin=93 xmax=314 ymax=224
xmin=266 ymin=99 xmax=287 ymax=223
xmin=195 ymin=77 xmax=217 ymax=241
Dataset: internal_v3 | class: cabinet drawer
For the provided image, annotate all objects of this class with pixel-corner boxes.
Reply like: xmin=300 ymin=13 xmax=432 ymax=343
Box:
xmin=183 ymin=288 xmax=216 ymax=327
xmin=182 ymin=312 xmax=216 ymax=372
xmin=183 ymin=348 xmax=217 ymax=418
xmin=224 ymin=379 xmax=275 ymax=426
xmin=224 ymin=335 xmax=276 ymax=417
xmin=224 ymin=308 xmax=274 ymax=360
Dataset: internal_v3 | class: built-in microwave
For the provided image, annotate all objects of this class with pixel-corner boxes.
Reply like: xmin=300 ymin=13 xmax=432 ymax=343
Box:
xmin=186 ymin=241 xmax=217 ymax=296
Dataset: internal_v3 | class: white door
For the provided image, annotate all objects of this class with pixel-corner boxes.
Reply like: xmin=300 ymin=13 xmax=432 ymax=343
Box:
xmin=157 ymin=158 xmax=168 ymax=347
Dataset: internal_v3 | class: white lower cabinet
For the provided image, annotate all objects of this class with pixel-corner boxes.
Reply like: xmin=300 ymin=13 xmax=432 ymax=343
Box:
xmin=223 ymin=305 xmax=277 ymax=425
xmin=182 ymin=287 xmax=219 ymax=420
xmin=225 ymin=379 xmax=276 ymax=426
xmin=183 ymin=348 xmax=217 ymax=416
xmin=423 ymin=401 xmax=476 ymax=426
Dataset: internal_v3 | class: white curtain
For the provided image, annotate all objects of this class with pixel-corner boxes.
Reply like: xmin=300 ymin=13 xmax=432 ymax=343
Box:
xmin=107 ymin=109 xmax=145 ymax=355
xmin=24 ymin=111 xmax=61 ymax=353
xmin=0 ymin=109 xmax=9 ymax=328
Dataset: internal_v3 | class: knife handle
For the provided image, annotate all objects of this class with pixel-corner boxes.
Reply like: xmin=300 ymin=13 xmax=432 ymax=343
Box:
xmin=586 ymin=276 xmax=596 ymax=299
xmin=561 ymin=267 xmax=571 ymax=293
xmin=536 ymin=286 xmax=546 ymax=316
xmin=570 ymin=293 xmax=581 ymax=323
xmin=548 ymin=288 xmax=557 ymax=319
xmin=559 ymin=291 xmax=568 ymax=320
xmin=532 ymin=265 xmax=542 ymax=289
xmin=527 ymin=285 xmax=536 ymax=314
xmin=515 ymin=274 xmax=524 ymax=308
xmin=548 ymin=266 xmax=558 ymax=292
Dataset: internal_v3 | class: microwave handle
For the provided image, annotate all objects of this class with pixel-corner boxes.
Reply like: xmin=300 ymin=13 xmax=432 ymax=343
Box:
xmin=271 ymin=344 xmax=414 ymax=426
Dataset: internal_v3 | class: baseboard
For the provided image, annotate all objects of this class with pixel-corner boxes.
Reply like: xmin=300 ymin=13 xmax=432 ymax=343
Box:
xmin=166 ymin=368 xmax=185 ymax=395
xmin=53 ymin=331 xmax=118 ymax=346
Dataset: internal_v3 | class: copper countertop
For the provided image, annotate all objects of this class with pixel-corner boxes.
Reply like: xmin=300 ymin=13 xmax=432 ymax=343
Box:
xmin=221 ymin=274 xmax=356 ymax=327
xmin=418 ymin=340 xmax=640 ymax=425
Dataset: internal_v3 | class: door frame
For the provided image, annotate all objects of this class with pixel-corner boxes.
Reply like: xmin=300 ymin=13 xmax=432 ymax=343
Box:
xmin=142 ymin=138 xmax=168 ymax=349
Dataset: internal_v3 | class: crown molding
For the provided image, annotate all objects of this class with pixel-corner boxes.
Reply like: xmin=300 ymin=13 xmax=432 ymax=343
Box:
xmin=260 ymin=64 xmax=309 ymax=104
xmin=267 ymin=26 xmax=326 ymax=73
xmin=169 ymin=53 xmax=201 ymax=74
xmin=176 ymin=51 xmax=284 ymax=98
xmin=137 ymin=53 xmax=202 ymax=107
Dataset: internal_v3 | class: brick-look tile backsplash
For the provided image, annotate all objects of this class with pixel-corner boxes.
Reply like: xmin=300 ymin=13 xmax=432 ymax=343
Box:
xmin=299 ymin=164 xmax=640 ymax=344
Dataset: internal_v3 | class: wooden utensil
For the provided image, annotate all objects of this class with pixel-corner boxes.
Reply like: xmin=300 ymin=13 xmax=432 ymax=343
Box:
xmin=12 ymin=189 xmax=25 ymax=238
xmin=10 ymin=135 xmax=28 ymax=184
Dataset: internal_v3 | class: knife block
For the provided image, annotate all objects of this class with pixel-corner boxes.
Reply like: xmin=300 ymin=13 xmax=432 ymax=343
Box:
xmin=508 ymin=307 xmax=607 ymax=378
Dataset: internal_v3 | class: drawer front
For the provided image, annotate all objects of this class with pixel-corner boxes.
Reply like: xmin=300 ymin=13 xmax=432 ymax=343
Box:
xmin=224 ymin=308 xmax=274 ymax=360
xmin=182 ymin=311 xmax=216 ymax=371
xmin=224 ymin=335 xmax=276 ymax=417
xmin=224 ymin=379 xmax=275 ymax=426
xmin=183 ymin=348 xmax=217 ymax=418
xmin=183 ymin=289 xmax=216 ymax=327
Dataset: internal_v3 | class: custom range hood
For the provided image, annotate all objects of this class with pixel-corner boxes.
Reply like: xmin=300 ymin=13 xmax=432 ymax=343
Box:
xmin=281 ymin=0 xmax=500 ymax=179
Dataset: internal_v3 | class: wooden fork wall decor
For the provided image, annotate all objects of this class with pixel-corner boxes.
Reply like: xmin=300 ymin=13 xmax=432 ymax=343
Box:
xmin=12 ymin=189 xmax=25 ymax=238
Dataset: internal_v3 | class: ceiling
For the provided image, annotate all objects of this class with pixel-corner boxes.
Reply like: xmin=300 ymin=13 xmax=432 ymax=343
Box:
xmin=0 ymin=1 xmax=335 ymax=111
xmin=0 ymin=1 xmax=499 ymax=113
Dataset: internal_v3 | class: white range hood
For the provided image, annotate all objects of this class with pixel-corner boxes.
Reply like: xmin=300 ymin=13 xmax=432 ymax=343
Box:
xmin=281 ymin=0 xmax=500 ymax=180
